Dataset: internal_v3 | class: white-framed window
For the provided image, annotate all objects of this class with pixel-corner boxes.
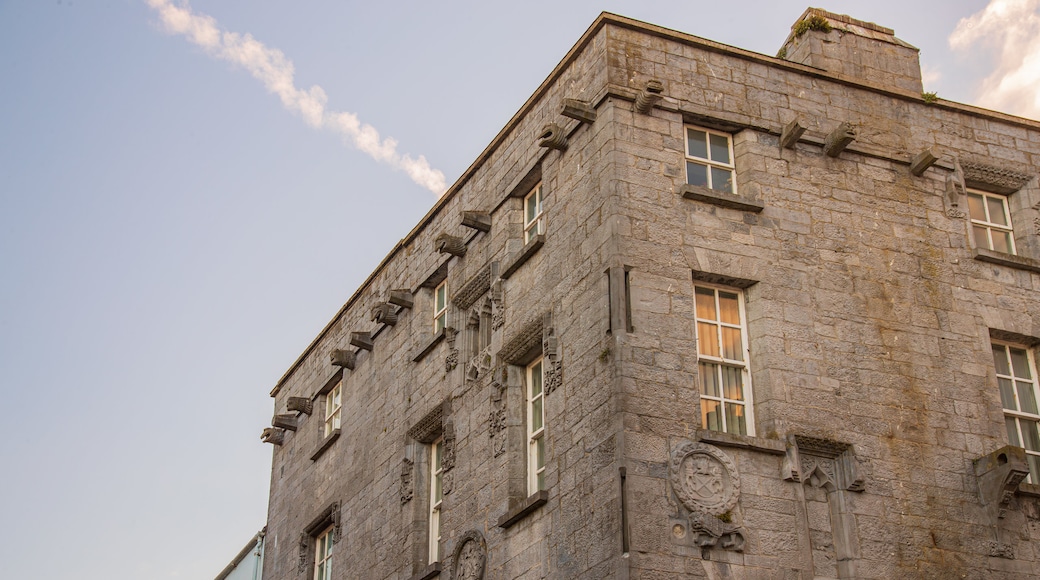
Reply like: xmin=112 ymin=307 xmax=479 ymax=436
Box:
xmin=992 ymin=341 xmax=1040 ymax=483
xmin=314 ymin=526 xmax=334 ymax=580
xmin=428 ymin=438 xmax=443 ymax=563
xmin=527 ymin=357 xmax=546 ymax=494
xmin=685 ymin=126 xmax=735 ymax=194
xmin=434 ymin=280 xmax=448 ymax=333
xmin=694 ymin=284 xmax=754 ymax=436
xmin=968 ymin=189 xmax=1016 ymax=254
xmin=524 ymin=183 xmax=545 ymax=244
xmin=323 ymin=381 xmax=342 ymax=438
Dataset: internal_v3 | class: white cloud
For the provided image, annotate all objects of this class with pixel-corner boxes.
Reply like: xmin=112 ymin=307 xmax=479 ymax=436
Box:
xmin=949 ymin=0 xmax=1040 ymax=120
xmin=146 ymin=0 xmax=448 ymax=195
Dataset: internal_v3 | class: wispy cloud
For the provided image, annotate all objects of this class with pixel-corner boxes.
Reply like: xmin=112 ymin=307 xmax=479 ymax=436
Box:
xmin=949 ymin=0 xmax=1040 ymax=120
xmin=146 ymin=0 xmax=447 ymax=194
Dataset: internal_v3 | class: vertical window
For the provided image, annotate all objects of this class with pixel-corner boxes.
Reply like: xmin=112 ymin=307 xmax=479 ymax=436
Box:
xmin=968 ymin=190 xmax=1016 ymax=254
xmin=314 ymin=526 xmax=334 ymax=580
xmin=324 ymin=381 xmax=342 ymax=438
xmin=695 ymin=285 xmax=753 ymax=436
xmin=527 ymin=357 xmax=546 ymax=494
xmin=685 ymin=127 xmax=734 ymax=194
xmin=434 ymin=281 xmax=448 ymax=333
xmin=992 ymin=342 xmax=1040 ymax=483
xmin=428 ymin=439 xmax=443 ymax=563
xmin=524 ymin=183 xmax=545 ymax=244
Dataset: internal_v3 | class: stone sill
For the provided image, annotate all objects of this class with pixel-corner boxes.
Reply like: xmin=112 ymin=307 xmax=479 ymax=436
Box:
xmin=408 ymin=562 xmax=441 ymax=580
xmin=680 ymin=184 xmax=764 ymax=213
xmin=310 ymin=430 xmax=340 ymax=461
xmin=696 ymin=429 xmax=786 ymax=455
xmin=412 ymin=328 xmax=446 ymax=362
xmin=497 ymin=490 xmax=548 ymax=529
xmin=500 ymin=235 xmax=545 ymax=280
xmin=1018 ymin=482 xmax=1040 ymax=497
xmin=972 ymin=248 xmax=1040 ymax=274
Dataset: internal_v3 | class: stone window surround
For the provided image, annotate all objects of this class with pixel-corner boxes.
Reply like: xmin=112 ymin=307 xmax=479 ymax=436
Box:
xmin=694 ymin=281 xmax=756 ymax=438
xmin=404 ymin=401 xmax=454 ymax=573
xmin=523 ymin=182 xmax=545 ymax=244
xmin=968 ymin=188 xmax=1017 ymax=255
xmin=298 ymin=502 xmax=341 ymax=579
xmin=988 ymin=328 xmax=1040 ymax=497
xmin=684 ymin=124 xmax=737 ymax=194
xmin=428 ymin=438 xmax=444 ymax=564
xmin=991 ymin=338 xmax=1040 ymax=485
xmin=310 ymin=370 xmax=344 ymax=461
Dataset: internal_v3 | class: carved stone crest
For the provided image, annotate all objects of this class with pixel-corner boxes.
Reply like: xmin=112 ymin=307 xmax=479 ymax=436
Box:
xmin=989 ymin=541 xmax=1015 ymax=559
xmin=451 ymin=530 xmax=487 ymax=580
xmin=489 ymin=381 xmax=507 ymax=457
xmin=670 ymin=441 xmax=740 ymax=516
xmin=445 ymin=328 xmax=459 ymax=372
xmin=400 ymin=457 xmax=414 ymax=504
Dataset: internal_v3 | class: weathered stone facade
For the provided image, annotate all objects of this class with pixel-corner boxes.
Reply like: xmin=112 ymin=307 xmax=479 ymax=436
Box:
xmin=263 ymin=9 xmax=1040 ymax=579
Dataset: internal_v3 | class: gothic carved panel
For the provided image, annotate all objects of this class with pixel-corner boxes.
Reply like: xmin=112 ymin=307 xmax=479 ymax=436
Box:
xmin=450 ymin=530 xmax=487 ymax=580
xmin=454 ymin=266 xmax=492 ymax=310
xmin=962 ymin=162 xmax=1033 ymax=194
xmin=783 ymin=435 xmax=866 ymax=492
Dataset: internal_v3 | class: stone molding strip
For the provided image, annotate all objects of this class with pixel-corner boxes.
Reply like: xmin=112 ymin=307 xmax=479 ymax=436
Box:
xmin=497 ymin=490 xmax=548 ymax=529
xmin=680 ymin=185 xmax=764 ymax=213
xmin=310 ymin=430 xmax=340 ymax=461
xmin=412 ymin=328 xmax=447 ymax=363
xmin=500 ymin=235 xmax=545 ymax=280
xmin=973 ymin=248 xmax=1040 ymax=274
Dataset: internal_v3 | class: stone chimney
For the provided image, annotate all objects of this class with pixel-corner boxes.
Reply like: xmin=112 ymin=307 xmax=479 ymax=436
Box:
xmin=778 ymin=8 xmax=923 ymax=94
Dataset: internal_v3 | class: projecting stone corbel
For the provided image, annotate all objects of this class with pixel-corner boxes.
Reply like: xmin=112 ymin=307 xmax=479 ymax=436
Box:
xmin=634 ymin=79 xmax=664 ymax=114
xmin=371 ymin=302 xmax=398 ymax=326
xmin=823 ymin=122 xmax=856 ymax=158
xmin=272 ymin=413 xmax=298 ymax=432
xmin=560 ymin=98 xmax=597 ymax=124
xmin=537 ymin=123 xmax=568 ymax=151
xmin=350 ymin=331 xmax=374 ymax=351
xmin=974 ymin=445 xmax=1030 ymax=518
xmin=435 ymin=232 xmax=467 ymax=257
xmin=286 ymin=396 xmax=313 ymax=415
xmin=261 ymin=427 xmax=285 ymax=445
xmin=910 ymin=149 xmax=938 ymax=176
xmin=388 ymin=289 xmax=414 ymax=309
xmin=461 ymin=211 xmax=491 ymax=232
xmin=780 ymin=119 xmax=806 ymax=149
xmin=331 ymin=349 xmax=357 ymax=369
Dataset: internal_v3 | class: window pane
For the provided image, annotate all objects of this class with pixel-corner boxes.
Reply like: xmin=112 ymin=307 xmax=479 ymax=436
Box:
xmin=526 ymin=193 xmax=539 ymax=223
xmin=998 ymin=378 xmax=1016 ymax=411
xmin=532 ymin=397 xmax=543 ymax=431
xmin=710 ymin=167 xmax=733 ymax=193
xmin=701 ymin=399 xmax=722 ymax=431
xmin=434 ymin=442 xmax=442 ymax=469
xmin=718 ymin=291 xmax=740 ymax=324
xmin=1028 ymin=455 xmax=1040 ymax=485
xmin=722 ymin=327 xmax=743 ymax=361
xmin=1022 ymin=419 xmax=1040 ymax=452
xmin=993 ymin=345 xmax=1011 ymax=376
xmin=530 ymin=361 xmax=543 ymax=396
xmin=709 ymin=133 xmax=730 ymax=164
xmin=536 ymin=436 xmax=546 ymax=469
xmin=434 ymin=472 xmax=442 ymax=503
xmin=1010 ymin=348 xmax=1032 ymax=379
xmin=687 ymin=129 xmax=708 ymax=158
xmin=695 ymin=287 xmax=717 ymax=320
xmin=986 ymin=195 xmax=1008 ymax=226
xmin=1018 ymin=380 xmax=1039 ymax=415
xmin=722 ymin=365 xmax=744 ymax=401
xmin=967 ymin=193 xmax=986 ymax=221
xmin=687 ymin=161 xmax=708 ymax=187
xmin=697 ymin=322 xmax=720 ymax=356
xmin=699 ymin=362 xmax=720 ymax=397
xmin=972 ymin=225 xmax=991 ymax=250
xmin=1007 ymin=416 xmax=1022 ymax=447
xmin=992 ymin=230 xmax=1012 ymax=254
xmin=725 ymin=402 xmax=747 ymax=435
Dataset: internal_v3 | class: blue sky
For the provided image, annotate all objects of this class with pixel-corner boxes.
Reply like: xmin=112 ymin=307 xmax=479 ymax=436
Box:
xmin=0 ymin=1 xmax=1035 ymax=578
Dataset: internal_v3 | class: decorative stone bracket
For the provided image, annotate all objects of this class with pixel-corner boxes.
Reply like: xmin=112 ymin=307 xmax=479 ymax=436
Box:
xmin=261 ymin=427 xmax=285 ymax=445
xmin=634 ymin=79 xmax=664 ymax=114
xmin=350 ymin=332 xmax=374 ymax=351
xmin=331 ymin=348 xmax=357 ymax=369
xmin=974 ymin=445 xmax=1030 ymax=519
xmin=537 ymin=123 xmax=568 ymax=151
xmin=370 ymin=302 xmax=398 ymax=326
xmin=561 ymin=98 xmax=597 ymax=125
xmin=272 ymin=413 xmax=298 ymax=431
xmin=782 ymin=435 xmax=866 ymax=491
xmin=435 ymin=232 xmax=467 ymax=258
xmin=287 ymin=396 xmax=313 ymax=415
xmin=823 ymin=122 xmax=856 ymax=158
xmin=388 ymin=289 xmax=414 ymax=309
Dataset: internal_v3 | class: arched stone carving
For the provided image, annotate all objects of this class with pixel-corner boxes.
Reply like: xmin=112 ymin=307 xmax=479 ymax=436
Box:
xmin=451 ymin=530 xmax=487 ymax=580
xmin=670 ymin=440 xmax=741 ymax=516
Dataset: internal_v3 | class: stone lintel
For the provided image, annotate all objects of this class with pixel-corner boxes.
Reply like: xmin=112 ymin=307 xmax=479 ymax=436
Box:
xmin=412 ymin=328 xmax=447 ymax=362
xmin=350 ymin=332 xmax=374 ymax=351
xmin=780 ymin=119 xmax=807 ymax=149
xmin=311 ymin=430 xmax=341 ymax=461
xmin=389 ymin=290 xmax=414 ymax=309
xmin=272 ymin=413 xmax=298 ymax=432
xmin=910 ymin=149 xmax=938 ymax=176
xmin=680 ymin=184 xmax=765 ymax=212
xmin=461 ymin=211 xmax=492 ymax=232
xmin=497 ymin=490 xmax=548 ymax=528
xmin=972 ymin=248 xmax=1040 ymax=274
xmin=331 ymin=349 xmax=357 ymax=369
xmin=500 ymin=235 xmax=545 ymax=279
xmin=824 ymin=122 xmax=856 ymax=157
xmin=560 ymin=99 xmax=597 ymax=124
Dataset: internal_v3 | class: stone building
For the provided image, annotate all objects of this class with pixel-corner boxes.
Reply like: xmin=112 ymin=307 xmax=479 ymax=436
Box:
xmin=260 ymin=8 xmax=1040 ymax=579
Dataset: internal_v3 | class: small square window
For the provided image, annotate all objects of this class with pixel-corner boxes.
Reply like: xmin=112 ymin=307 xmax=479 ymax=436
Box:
xmin=324 ymin=381 xmax=342 ymax=438
xmin=524 ymin=183 xmax=545 ymax=244
xmin=694 ymin=284 xmax=754 ymax=436
xmin=429 ymin=439 xmax=443 ymax=563
xmin=434 ymin=281 xmax=448 ymax=333
xmin=685 ymin=127 xmax=735 ymax=194
xmin=314 ymin=526 xmax=334 ymax=580
xmin=527 ymin=357 xmax=546 ymax=494
xmin=968 ymin=190 xmax=1016 ymax=254
xmin=992 ymin=342 xmax=1040 ymax=483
